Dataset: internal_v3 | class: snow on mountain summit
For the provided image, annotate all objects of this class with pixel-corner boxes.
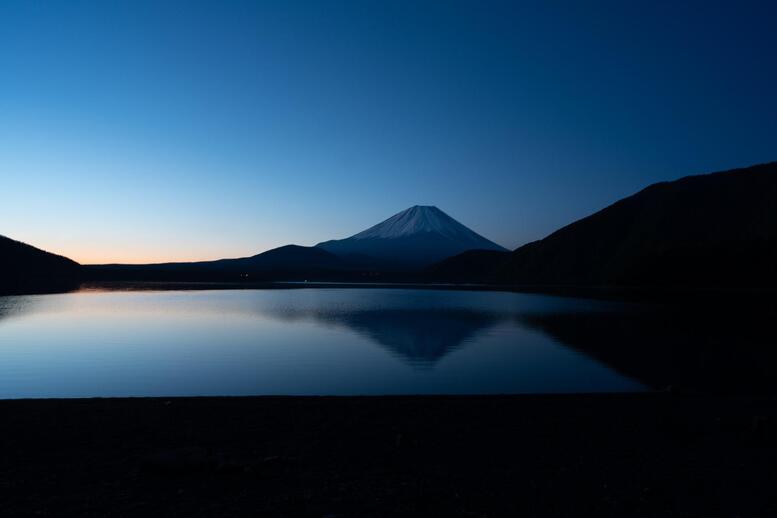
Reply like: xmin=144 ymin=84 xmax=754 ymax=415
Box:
xmin=316 ymin=206 xmax=507 ymax=268
xmin=352 ymin=206 xmax=483 ymax=241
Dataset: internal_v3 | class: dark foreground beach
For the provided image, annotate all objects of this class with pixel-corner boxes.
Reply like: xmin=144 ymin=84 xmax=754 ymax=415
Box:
xmin=2 ymin=394 xmax=776 ymax=517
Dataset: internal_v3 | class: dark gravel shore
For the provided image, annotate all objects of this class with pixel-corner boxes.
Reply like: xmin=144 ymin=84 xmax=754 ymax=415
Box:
xmin=2 ymin=394 xmax=776 ymax=517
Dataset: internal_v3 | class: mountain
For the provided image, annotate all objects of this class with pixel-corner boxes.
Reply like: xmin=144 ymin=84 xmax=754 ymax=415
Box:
xmin=86 ymin=245 xmax=348 ymax=281
xmin=196 ymin=244 xmax=344 ymax=272
xmin=316 ymin=205 xmax=507 ymax=269
xmin=0 ymin=234 xmax=81 ymax=293
xmin=86 ymin=207 xmax=505 ymax=280
xmin=86 ymin=206 xmax=506 ymax=281
xmin=432 ymin=162 xmax=777 ymax=289
xmin=261 ymin=306 xmax=505 ymax=366
xmin=427 ymin=249 xmax=510 ymax=282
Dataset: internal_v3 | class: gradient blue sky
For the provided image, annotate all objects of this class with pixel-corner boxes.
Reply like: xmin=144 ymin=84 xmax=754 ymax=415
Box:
xmin=2 ymin=1 xmax=776 ymax=263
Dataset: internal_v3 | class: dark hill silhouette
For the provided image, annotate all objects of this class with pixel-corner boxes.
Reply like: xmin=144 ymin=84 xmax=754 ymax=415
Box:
xmin=85 ymin=206 xmax=507 ymax=282
xmin=433 ymin=162 xmax=777 ymax=289
xmin=11 ymin=163 xmax=777 ymax=291
xmin=85 ymin=244 xmax=352 ymax=282
xmin=0 ymin=235 xmax=81 ymax=294
xmin=195 ymin=244 xmax=343 ymax=272
xmin=427 ymin=249 xmax=510 ymax=282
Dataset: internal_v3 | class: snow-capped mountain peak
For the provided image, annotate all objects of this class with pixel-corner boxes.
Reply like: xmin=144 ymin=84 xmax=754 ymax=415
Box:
xmin=351 ymin=205 xmax=475 ymax=240
xmin=316 ymin=206 xmax=506 ymax=268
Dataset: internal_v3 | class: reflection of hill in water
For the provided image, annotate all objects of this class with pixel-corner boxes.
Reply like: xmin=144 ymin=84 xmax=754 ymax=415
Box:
xmin=520 ymin=309 xmax=777 ymax=395
xmin=9 ymin=288 xmax=774 ymax=395
xmin=264 ymin=308 xmax=505 ymax=366
xmin=265 ymin=301 xmax=777 ymax=392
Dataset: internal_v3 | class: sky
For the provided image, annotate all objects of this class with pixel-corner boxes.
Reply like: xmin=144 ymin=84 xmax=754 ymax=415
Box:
xmin=1 ymin=0 xmax=776 ymax=264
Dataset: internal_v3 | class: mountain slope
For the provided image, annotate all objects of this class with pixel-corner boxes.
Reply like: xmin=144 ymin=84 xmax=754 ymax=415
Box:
xmin=0 ymin=235 xmax=81 ymax=293
xmin=85 ymin=245 xmax=348 ymax=281
xmin=429 ymin=162 xmax=777 ymax=288
xmin=200 ymin=245 xmax=344 ymax=272
xmin=491 ymin=162 xmax=777 ymax=287
xmin=316 ymin=205 xmax=506 ymax=269
xmin=427 ymin=249 xmax=511 ymax=282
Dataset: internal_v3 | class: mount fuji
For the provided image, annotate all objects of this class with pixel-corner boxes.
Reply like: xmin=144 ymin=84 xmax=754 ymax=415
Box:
xmin=316 ymin=205 xmax=507 ymax=268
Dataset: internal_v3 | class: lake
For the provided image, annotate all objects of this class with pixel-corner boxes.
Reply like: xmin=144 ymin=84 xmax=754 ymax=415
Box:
xmin=0 ymin=287 xmax=651 ymax=398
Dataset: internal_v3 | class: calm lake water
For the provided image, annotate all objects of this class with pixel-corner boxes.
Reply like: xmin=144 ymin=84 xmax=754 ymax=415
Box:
xmin=0 ymin=288 xmax=646 ymax=398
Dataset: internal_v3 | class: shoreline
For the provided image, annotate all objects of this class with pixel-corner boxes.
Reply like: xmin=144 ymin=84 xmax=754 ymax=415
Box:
xmin=70 ymin=280 xmax=777 ymax=305
xmin=4 ymin=279 xmax=777 ymax=307
xmin=2 ymin=392 xmax=776 ymax=516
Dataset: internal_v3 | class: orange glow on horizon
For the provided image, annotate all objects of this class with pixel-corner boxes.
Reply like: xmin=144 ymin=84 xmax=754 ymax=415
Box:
xmin=57 ymin=245 xmax=282 ymax=266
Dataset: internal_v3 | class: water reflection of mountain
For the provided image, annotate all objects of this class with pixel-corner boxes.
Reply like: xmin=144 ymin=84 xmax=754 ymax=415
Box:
xmin=8 ymin=288 xmax=775 ymax=395
xmin=521 ymin=309 xmax=777 ymax=395
xmin=264 ymin=308 xmax=505 ymax=366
